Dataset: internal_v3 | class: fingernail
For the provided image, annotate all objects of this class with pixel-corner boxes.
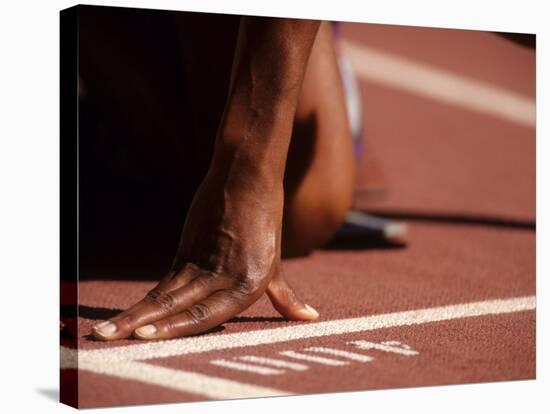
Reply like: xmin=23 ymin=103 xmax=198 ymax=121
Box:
xmin=94 ymin=322 xmax=117 ymax=337
xmin=135 ymin=324 xmax=157 ymax=338
xmin=94 ymin=321 xmax=109 ymax=329
xmin=304 ymin=304 xmax=319 ymax=318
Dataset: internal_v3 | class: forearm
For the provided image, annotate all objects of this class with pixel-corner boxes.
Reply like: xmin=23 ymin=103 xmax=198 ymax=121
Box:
xmin=209 ymin=16 xmax=321 ymax=188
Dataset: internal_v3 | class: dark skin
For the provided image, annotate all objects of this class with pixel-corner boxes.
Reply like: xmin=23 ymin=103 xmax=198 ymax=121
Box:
xmin=92 ymin=17 xmax=354 ymax=341
xmin=86 ymin=14 xmax=534 ymax=341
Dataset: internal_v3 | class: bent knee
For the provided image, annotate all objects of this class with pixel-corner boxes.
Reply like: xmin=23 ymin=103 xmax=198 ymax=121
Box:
xmin=282 ymin=183 xmax=352 ymax=257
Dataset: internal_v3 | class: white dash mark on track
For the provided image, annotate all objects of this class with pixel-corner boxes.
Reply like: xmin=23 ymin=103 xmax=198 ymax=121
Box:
xmin=279 ymin=351 xmax=349 ymax=366
xmin=350 ymin=340 xmax=418 ymax=356
xmin=78 ymin=356 xmax=289 ymax=399
xmin=238 ymin=356 xmax=309 ymax=371
xmin=210 ymin=359 xmax=284 ymax=375
xmin=305 ymin=347 xmax=374 ymax=362
xmin=383 ymin=340 xmax=413 ymax=349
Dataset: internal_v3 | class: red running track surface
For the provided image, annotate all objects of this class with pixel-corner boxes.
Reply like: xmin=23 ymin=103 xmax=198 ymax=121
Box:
xmin=61 ymin=22 xmax=535 ymax=408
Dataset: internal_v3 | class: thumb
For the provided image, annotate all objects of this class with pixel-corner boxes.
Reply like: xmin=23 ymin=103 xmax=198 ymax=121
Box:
xmin=266 ymin=272 xmax=319 ymax=321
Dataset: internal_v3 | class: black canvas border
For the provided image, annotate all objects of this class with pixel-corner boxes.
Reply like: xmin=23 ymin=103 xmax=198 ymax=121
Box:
xmin=60 ymin=4 xmax=79 ymax=409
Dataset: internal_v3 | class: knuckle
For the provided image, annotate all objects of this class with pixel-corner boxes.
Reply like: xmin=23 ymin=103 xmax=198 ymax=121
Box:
xmin=225 ymin=286 xmax=249 ymax=303
xmin=163 ymin=317 xmax=177 ymax=334
xmin=185 ymin=303 xmax=212 ymax=324
xmin=199 ymin=270 xmax=225 ymax=287
xmin=117 ymin=312 xmax=138 ymax=328
xmin=233 ymin=276 xmax=263 ymax=296
xmin=145 ymin=288 xmax=177 ymax=314
xmin=193 ymin=275 xmax=212 ymax=290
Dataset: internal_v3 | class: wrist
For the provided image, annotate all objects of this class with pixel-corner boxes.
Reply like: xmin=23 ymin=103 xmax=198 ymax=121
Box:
xmin=212 ymin=100 xmax=296 ymax=183
xmin=208 ymin=141 xmax=286 ymax=194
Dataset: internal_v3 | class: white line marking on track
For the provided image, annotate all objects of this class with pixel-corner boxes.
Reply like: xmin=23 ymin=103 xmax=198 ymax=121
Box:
xmin=342 ymin=41 xmax=536 ymax=127
xmin=78 ymin=356 xmax=290 ymax=399
xmin=238 ymin=356 xmax=309 ymax=371
xmin=60 ymin=346 xmax=77 ymax=369
xmin=279 ymin=351 xmax=349 ymax=366
xmin=60 ymin=296 xmax=535 ymax=399
xmin=350 ymin=340 xmax=418 ymax=356
xmin=71 ymin=296 xmax=534 ymax=363
xmin=305 ymin=347 xmax=374 ymax=362
xmin=210 ymin=359 xmax=284 ymax=376
xmin=382 ymin=340 xmax=412 ymax=348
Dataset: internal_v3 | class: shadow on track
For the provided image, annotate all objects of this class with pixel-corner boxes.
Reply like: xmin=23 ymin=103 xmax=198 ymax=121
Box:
xmin=61 ymin=304 xmax=122 ymax=320
xmin=226 ymin=315 xmax=287 ymax=324
xmin=365 ymin=209 xmax=535 ymax=231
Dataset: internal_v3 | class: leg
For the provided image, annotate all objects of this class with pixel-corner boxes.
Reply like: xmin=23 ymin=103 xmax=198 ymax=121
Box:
xmin=282 ymin=21 xmax=356 ymax=257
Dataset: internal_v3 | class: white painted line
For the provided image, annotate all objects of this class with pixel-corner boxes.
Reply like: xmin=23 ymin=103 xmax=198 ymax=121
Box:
xmin=72 ymin=296 xmax=534 ymax=363
xmin=238 ymin=355 xmax=309 ymax=371
xmin=60 ymin=346 xmax=77 ymax=369
xmin=279 ymin=350 xmax=348 ymax=366
xmin=342 ymin=41 xmax=536 ymax=128
xmin=305 ymin=347 xmax=374 ymax=362
xmin=78 ymin=356 xmax=290 ymax=399
xmin=350 ymin=340 xmax=418 ymax=356
xmin=382 ymin=340 xmax=413 ymax=349
xmin=210 ymin=359 xmax=284 ymax=376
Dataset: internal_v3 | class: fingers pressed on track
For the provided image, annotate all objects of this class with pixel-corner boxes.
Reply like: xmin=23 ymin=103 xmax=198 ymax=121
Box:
xmin=92 ymin=270 xmax=226 ymax=341
xmin=133 ymin=290 xmax=247 ymax=340
xmin=266 ymin=272 xmax=319 ymax=321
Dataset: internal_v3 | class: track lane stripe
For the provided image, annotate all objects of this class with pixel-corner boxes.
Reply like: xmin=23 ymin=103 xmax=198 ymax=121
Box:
xmin=67 ymin=296 xmax=534 ymax=363
xmin=78 ymin=357 xmax=291 ymax=399
xmin=238 ymin=356 xmax=309 ymax=371
xmin=342 ymin=41 xmax=535 ymax=127
xmin=350 ymin=340 xmax=419 ymax=356
xmin=210 ymin=359 xmax=284 ymax=375
xmin=279 ymin=350 xmax=349 ymax=366
xmin=305 ymin=347 xmax=374 ymax=362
